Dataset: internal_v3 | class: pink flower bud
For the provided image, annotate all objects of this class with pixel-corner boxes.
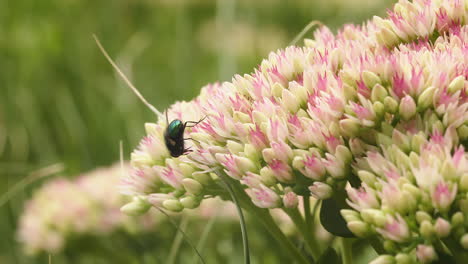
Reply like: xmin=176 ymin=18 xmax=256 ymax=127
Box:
xmin=376 ymin=214 xmax=410 ymax=243
xmin=434 ymin=217 xmax=451 ymax=238
xmin=416 ymin=245 xmax=437 ymax=263
xmin=309 ymin=182 xmax=333 ymax=199
xmin=245 ymin=185 xmax=281 ymax=208
xmin=346 ymin=183 xmax=380 ymax=211
xmin=155 ymin=165 xmax=184 ymax=189
xmin=302 ymin=154 xmax=326 ymax=180
xmin=283 ymin=191 xmax=299 ymax=208
xmin=399 ymin=95 xmax=416 ymax=120
xmin=240 ymin=172 xmax=262 ymax=188
xmin=432 ymin=181 xmax=457 ymax=213
xmin=148 ymin=193 xmax=174 ymax=207
xmin=268 ymin=159 xmax=293 ymax=183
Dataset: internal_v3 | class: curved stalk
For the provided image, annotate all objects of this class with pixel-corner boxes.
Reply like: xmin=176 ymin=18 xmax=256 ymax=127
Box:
xmin=218 ymin=173 xmax=250 ymax=264
xmin=218 ymin=174 xmax=311 ymax=264
xmin=284 ymin=207 xmax=321 ymax=261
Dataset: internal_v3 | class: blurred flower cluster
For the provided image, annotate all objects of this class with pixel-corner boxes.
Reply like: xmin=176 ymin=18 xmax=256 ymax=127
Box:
xmin=122 ymin=0 xmax=467 ymax=262
xmin=17 ymin=164 xmax=161 ymax=255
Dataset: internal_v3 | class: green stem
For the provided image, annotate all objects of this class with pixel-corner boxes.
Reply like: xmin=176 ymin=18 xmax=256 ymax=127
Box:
xmin=340 ymin=238 xmax=353 ymax=264
xmin=368 ymin=236 xmax=385 ymax=255
xmin=192 ymin=213 xmax=218 ymax=264
xmin=218 ymin=173 xmax=250 ymax=264
xmin=168 ymin=216 xmax=189 ymax=264
xmin=224 ymin=178 xmax=311 ymax=264
xmin=284 ymin=207 xmax=321 ymax=261
xmin=304 ymin=195 xmax=312 ymax=234
xmin=255 ymin=208 xmax=311 ymax=264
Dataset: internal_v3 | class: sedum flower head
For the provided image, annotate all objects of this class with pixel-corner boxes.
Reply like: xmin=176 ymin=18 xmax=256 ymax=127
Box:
xmin=17 ymin=164 xmax=160 ymax=255
xmin=123 ymin=1 xmax=467 ymax=261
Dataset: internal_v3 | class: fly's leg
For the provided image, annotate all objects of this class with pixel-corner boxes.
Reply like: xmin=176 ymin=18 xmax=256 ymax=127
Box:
xmin=184 ymin=116 xmax=207 ymax=128
xmin=184 ymin=138 xmax=201 ymax=144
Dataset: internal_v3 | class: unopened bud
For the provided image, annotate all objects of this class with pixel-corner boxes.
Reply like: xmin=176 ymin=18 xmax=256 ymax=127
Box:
xmin=309 ymin=182 xmax=333 ymax=199
xmin=384 ymin=97 xmax=398 ymax=113
xmin=457 ymin=125 xmax=468 ymax=141
xmin=383 ymin=240 xmax=397 ymax=252
xmin=180 ymin=196 xmax=200 ymax=209
xmin=347 ymin=220 xmax=371 ymax=237
xmin=192 ymin=172 xmax=213 ymax=185
xmin=121 ymin=197 xmax=151 ymax=216
xmin=410 ymin=132 xmax=426 ymax=153
xmin=162 ymin=200 xmax=183 ymax=212
xmin=259 ymin=167 xmax=277 ymax=186
xmin=395 ymin=253 xmax=412 ymax=264
xmin=420 ymin=220 xmax=435 ymax=239
xmin=416 ymin=245 xmax=437 ymax=263
xmin=451 ymin=212 xmax=464 ymax=227
xmin=460 ymin=234 xmax=468 ymax=249
xmin=226 ymin=140 xmax=244 ymax=154
xmin=399 ymin=95 xmax=416 ymax=121
xmin=361 ymin=209 xmax=386 ymax=227
xmin=416 ymin=211 xmax=432 ymax=224
xmin=392 ymin=129 xmax=410 ymax=153
xmin=377 ymin=27 xmax=399 ymax=47
xmin=283 ymin=191 xmax=299 ymax=208
xmin=448 ymin=76 xmax=465 ymax=94
xmin=434 ymin=218 xmax=451 ymax=238
xmin=362 ymin=71 xmax=381 ymax=88
xmin=358 ymin=170 xmax=377 ymax=187
xmin=370 ymin=255 xmax=395 ymax=264
xmin=371 ymin=83 xmax=388 ymax=102
xmin=182 ymin=178 xmax=203 ymax=195
xmin=373 ymin=101 xmax=385 ymax=118
xmin=341 ymin=209 xmax=361 ymax=222
xmin=417 ymin=86 xmax=436 ymax=111
xmin=339 ymin=119 xmax=361 ymax=137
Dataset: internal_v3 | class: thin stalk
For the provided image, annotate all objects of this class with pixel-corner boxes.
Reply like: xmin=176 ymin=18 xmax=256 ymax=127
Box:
xmin=340 ymin=238 xmax=353 ymax=264
xmin=304 ymin=195 xmax=312 ymax=234
xmin=255 ymin=209 xmax=311 ymax=264
xmin=192 ymin=213 xmax=218 ymax=264
xmin=218 ymin=173 xmax=250 ymax=264
xmin=284 ymin=207 xmax=321 ymax=261
xmin=154 ymin=207 xmax=206 ymax=264
xmin=289 ymin=21 xmax=324 ymax=46
xmin=368 ymin=236 xmax=385 ymax=255
xmin=222 ymin=177 xmax=311 ymax=264
xmin=167 ymin=216 xmax=189 ymax=264
xmin=0 ymin=163 xmax=63 ymax=207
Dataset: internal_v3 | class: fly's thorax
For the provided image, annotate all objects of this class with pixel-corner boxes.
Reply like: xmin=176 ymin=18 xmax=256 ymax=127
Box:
xmin=166 ymin=120 xmax=185 ymax=139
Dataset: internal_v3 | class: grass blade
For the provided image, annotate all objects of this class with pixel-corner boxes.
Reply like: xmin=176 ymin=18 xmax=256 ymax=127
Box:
xmin=154 ymin=207 xmax=206 ymax=264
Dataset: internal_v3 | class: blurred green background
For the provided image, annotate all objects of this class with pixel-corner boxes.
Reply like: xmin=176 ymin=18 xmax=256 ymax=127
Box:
xmin=0 ymin=0 xmax=393 ymax=263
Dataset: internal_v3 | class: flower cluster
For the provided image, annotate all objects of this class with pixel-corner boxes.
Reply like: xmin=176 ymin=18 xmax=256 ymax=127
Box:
xmin=17 ymin=164 xmax=160 ymax=255
xmin=123 ymin=0 xmax=467 ymax=262
xmin=343 ymin=130 xmax=467 ymax=263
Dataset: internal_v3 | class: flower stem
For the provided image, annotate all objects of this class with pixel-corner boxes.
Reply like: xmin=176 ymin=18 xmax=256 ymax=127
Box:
xmin=222 ymin=176 xmax=311 ymax=264
xmin=255 ymin=208 xmax=312 ymax=264
xmin=340 ymin=238 xmax=353 ymax=264
xmin=368 ymin=236 xmax=385 ymax=254
xmin=218 ymin=173 xmax=250 ymax=264
xmin=284 ymin=207 xmax=321 ymax=261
